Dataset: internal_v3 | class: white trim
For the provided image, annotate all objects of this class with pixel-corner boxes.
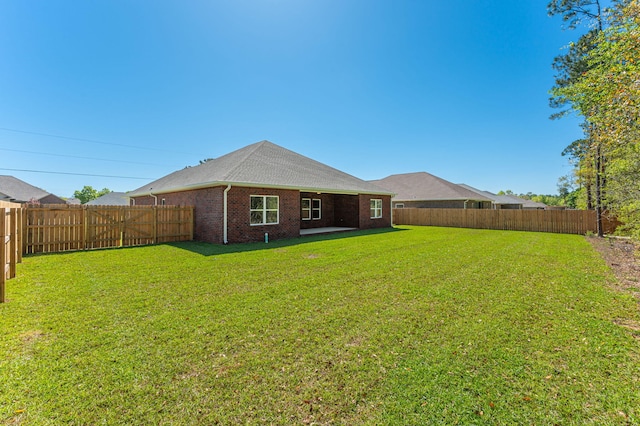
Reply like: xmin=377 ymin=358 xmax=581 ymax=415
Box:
xmin=301 ymin=198 xmax=311 ymax=221
xmin=311 ymin=198 xmax=321 ymax=220
xmin=370 ymin=198 xmax=383 ymax=219
xmin=250 ymin=195 xmax=279 ymax=226
xmin=128 ymin=181 xmax=394 ymax=198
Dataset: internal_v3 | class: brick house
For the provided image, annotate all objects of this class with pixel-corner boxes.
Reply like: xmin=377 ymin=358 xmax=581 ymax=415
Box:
xmin=0 ymin=175 xmax=66 ymax=204
xmin=128 ymin=141 xmax=393 ymax=244
xmin=458 ymin=184 xmax=546 ymax=210
xmin=369 ymin=172 xmax=493 ymax=209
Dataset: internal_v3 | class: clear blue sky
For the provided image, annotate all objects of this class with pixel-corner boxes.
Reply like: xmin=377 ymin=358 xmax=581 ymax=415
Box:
xmin=1 ymin=0 xmax=587 ymax=198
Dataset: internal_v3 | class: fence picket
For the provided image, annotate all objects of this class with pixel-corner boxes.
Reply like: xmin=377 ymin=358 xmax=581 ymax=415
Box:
xmin=23 ymin=205 xmax=194 ymax=254
xmin=393 ymin=208 xmax=618 ymax=235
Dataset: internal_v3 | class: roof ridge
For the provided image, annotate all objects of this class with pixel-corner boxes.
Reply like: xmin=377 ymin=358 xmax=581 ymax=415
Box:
xmin=217 ymin=140 xmax=272 ymax=180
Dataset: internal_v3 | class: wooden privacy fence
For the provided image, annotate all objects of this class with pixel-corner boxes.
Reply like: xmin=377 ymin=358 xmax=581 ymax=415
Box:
xmin=393 ymin=208 xmax=618 ymax=235
xmin=23 ymin=204 xmax=194 ymax=254
xmin=1 ymin=201 xmax=22 ymax=303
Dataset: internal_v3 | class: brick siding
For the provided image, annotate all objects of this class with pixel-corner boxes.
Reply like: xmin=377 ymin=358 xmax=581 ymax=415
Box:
xmin=132 ymin=186 xmax=391 ymax=244
xmin=132 ymin=187 xmax=224 ymax=243
xmin=358 ymin=194 xmax=392 ymax=229
xmin=227 ymin=187 xmax=300 ymax=244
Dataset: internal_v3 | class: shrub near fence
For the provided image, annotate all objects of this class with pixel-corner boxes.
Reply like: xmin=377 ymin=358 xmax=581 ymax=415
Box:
xmin=23 ymin=204 xmax=194 ymax=254
xmin=393 ymin=208 xmax=618 ymax=235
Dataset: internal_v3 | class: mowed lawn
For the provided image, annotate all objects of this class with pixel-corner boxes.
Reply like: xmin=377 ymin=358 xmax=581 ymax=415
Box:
xmin=1 ymin=226 xmax=639 ymax=425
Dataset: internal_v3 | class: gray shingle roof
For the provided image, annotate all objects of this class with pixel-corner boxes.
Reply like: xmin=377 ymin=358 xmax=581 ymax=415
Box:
xmin=459 ymin=184 xmax=547 ymax=208
xmin=503 ymin=195 xmax=547 ymax=209
xmin=128 ymin=141 xmax=393 ymax=196
xmin=0 ymin=175 xmax=56 ymax=203
xmin=86 ymin=192 xmax=129 ymax=205
xmin=458 ymin=184 xmax=522 ymax=206
xmin=369 ymin=172 xmax=492 ymax=202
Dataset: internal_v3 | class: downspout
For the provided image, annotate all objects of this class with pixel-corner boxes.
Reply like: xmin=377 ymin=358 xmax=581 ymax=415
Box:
xmin=464 ymin=200 xmax=468 ymax=209
xmin=223 ymin=184 xmax=231 ymax=244
xmin=149 ymin=189 xmax=158 ymax=206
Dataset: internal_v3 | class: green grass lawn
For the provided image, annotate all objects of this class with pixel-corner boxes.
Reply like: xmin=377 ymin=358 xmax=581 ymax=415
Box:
xmin=1 ymin=226 xmax=639 ymax=425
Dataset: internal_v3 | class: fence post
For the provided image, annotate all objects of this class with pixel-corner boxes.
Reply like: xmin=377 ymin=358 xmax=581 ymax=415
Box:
xmin=189 ymin=207 xmax=194 ymax=240
xmin=9 ymin=209 xmax=17 ymax=279
xmin=82 ymin=205 xmax=88 ymax=250
xmin=1 ymin=208 xmax=6 ymax=303
xmin=153 ymin=206 xmax=157 ymax=245
xmin=16 ymin=207 xmax=23 ymax=262
xmin=22 ymin=205 xmax=29 ymax=255
xmin=119 ymin=206 xmax=125 ymax=247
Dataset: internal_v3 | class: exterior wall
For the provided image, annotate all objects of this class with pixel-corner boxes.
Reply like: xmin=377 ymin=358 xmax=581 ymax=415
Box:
xmin=497 ymin=204 xmax=523 ymax=210
xmin=394 ymin=200 xmax=466 ymax=209
xmin=132 ymin=186 xmax=391 ymax=244
xmin=358 ymin=194 xmax=392 ymax=229
xmin=131 ymin=187 xmax=224 ymax=243
xmin=393 ymin=200 xmax=491 ymax=209
xmin=226 ymin=187 xmax=300 ymax=244
xmin=334 ymin=194 xmax=360 ymax=228
xmin=300 ymin=192 xmax=336 ymax=229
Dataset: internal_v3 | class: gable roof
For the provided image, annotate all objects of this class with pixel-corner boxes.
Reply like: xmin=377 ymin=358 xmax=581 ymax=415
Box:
xmin=369 ymin=172 xmax=492 ymax=202
xmin=0 ymin=175 xmax=62 ymax=203
xmin=129 ymin=141 xmax=393 ymax=197
xmin=86 ymin=192 xmax=129 ymax=205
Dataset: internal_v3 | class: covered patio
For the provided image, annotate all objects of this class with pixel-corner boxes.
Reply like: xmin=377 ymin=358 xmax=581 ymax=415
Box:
xmin=299 ymin=227 xmax=358 ymax=236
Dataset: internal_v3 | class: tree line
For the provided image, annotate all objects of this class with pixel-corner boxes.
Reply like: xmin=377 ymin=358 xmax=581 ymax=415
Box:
xmin=549 ymin=0 xmax=640 ymax=237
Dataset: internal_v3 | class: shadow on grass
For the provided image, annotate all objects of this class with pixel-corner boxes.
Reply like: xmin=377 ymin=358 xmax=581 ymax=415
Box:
xmin=166 ymin=226 xmax=408 ymax=256
xmin=20 ymin=227 xmax=408 ymax=259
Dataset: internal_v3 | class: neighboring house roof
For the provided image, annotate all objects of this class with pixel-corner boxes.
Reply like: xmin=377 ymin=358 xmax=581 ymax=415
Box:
xmin=86 ymin=192 xmax=129 ymax=205
xmin=129 ymin=140 xmax=393 ymax=197
xmin=369 ymin=172 xmax=492 ymax=202
xmin=459 ymin=184 xmax=547 ymax=209
xmin=0 ymin=175 xmax=64 ymax=203
xmin=503 ymin=195 xmax=547 ymax=209
xmin=66 ymin=198 xmax=82 ymax=205
xmin=458 ymin=184 xmax=522 ymax=206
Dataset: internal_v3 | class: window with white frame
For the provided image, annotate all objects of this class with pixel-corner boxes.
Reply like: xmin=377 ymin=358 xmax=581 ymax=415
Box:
xmin=370 ymin=198 xmax=383 ymax=219
xmin=301 ymin=198 xmax=311 ymax=220
xmin=395 ymin=203 xmax=404 ymax=208
xmin=302 ymin=198 xmax=321 ymax=220
xmin=312 ymin=198 xmax=321 ymax=220
xmin=250 ymin=195 xmax=279 ymax=225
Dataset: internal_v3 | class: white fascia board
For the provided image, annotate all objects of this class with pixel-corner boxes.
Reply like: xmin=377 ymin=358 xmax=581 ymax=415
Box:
xmin=129 ymin=181 xmax=394 ymax=197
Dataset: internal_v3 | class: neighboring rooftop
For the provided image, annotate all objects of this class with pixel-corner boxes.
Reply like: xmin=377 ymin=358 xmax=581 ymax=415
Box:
xmin=458 ymin=184 xmax=523 ymax=207
xmin=503 ymin=195 xmax=547 ymax=209
xmin=129 ymin=141 xmax=393 ymax=197
xmin=86 ymin=192 xmax=129 ymax=206
xmin=459 ymin=184 xmax=547 ymax=209
xmin=369 ymin=172 xmax=492 ymax=202
xmin=0 ymin=175 xmax=65 ymax=204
